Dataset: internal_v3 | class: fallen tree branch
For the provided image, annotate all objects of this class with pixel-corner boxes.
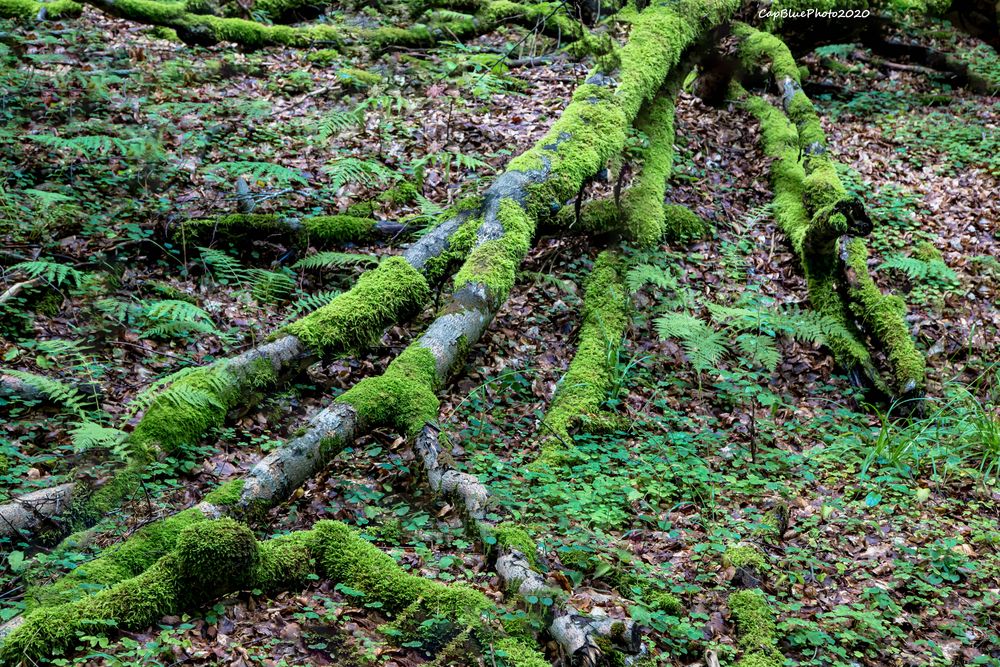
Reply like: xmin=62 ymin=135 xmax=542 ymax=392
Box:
xmin=0 ymin=212 xmax=477 ymax=545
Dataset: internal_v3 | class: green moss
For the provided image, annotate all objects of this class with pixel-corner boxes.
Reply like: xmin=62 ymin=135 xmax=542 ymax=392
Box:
xmin=733 ymin=22 xmax=799 ymax=83
xmin=306 ymin=48 xmax=340 ymax=66
xmin=494 ymin=637 xmax=551 ymax=667
xmin=913 ymin=240 xmax=943 ymax=262
xmin=729 ymin=589 xmax=780 ymax=654
xmin=301 ymin=214 xmax=377 ymax=243
xmin=663 ymin=203 xmax=709 ymax=241
xmin=554 ymin=198 xmax=621 ymax=232
xmin=491 ymin=523 xmax=538 ymax=566
xmin=203 ymin=478 xmax=246 ymax=506
xmin=535 ymin=251 xmax=627 ymax=465
xmin=317 ymin=520 xmax=483 ymax=614
xmin=723 ymin=544 xmax=767 ymax=572
xmin=336 ymin=67 xmax=383 ymax=90
xmin=28 ymin=508 xmax=207 ymax=610
xmin=743 ymin=94 xmax=874 ymax=374
xmin=8 ymin=519 xmax=543 ymax=665
xmin=285 ymin=256 xmax=430 ymax=355
xmin=337 ymin=345 xmax=439 ymax=436
xmin=844 ymin=238 xmax=925 ymax=392
xmin=0 ymin=0 xmax=80 ymax=18
xmin=129 ymin=361 xmax=239 ymax=457
xmin=175 ymin=517 xmax=259 ymax=593
xmin=453 ymin=199 xmax=534 ymax=306
xmin=420 ymin=214 xmax=482 ymax=285
xmin=622 ymin=91 xmax=676 ymax=246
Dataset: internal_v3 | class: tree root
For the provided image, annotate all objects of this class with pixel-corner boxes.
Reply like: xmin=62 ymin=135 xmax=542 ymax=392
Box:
xmin=533 ymin=250 xmax=629 ymax=467
xmin=733 ymin=23 xmax=925 ymax=398
xmin=0 ymin=518 xmax=548 ymax=665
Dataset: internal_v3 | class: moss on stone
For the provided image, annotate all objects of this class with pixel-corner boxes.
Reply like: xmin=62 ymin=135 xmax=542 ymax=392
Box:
xmin=535 ymin=251 xmax=627 ymax=465
xmin=723 ymin=543 xmax=767 ymax=572
xmin=663 ymin=203 xmax=709 ymax=241
xmin=285 ymin=256 xmax=430 ymax=355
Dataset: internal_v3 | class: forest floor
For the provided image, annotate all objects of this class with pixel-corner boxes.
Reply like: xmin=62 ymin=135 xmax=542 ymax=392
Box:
xmin=1 ymin=6 xmax=999 ymax=667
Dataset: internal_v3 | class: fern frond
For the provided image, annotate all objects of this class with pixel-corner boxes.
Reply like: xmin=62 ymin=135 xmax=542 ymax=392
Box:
xmin=199 ymin=247 xmax=249 ymax=285
xmin=315 ymin=106 xmax=365 ymax=142
xmin=69 ymin=422 xmax=128 ymax=458
xmin=249 ymin=268 xmax=296 ymax=304
xmin=324 ymin=157 xmax=399 ymax=192
xmin=291 ymin=252 xmax=377 ymax=270
xmin=0 ymin=369 xmax=86 ymax=416
xmin=654 ymin=313 xmax=727 ymax=372
xmin=281 ymin=290 xmax=341 ymax=325
xmin=877 ymin=254 xmax=959 ymax=284
xmin=627 ymin=263 xmax=677 ymax=293
xmin=735 ymin=333 xmax=781 ymax=372
xmin=8 ymin=260 xmax=84 ymax=287
xmin=208 ymin=161 xmax=307 ymax=186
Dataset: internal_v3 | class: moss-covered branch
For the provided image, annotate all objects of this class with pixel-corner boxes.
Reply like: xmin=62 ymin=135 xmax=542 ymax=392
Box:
xmin=549 ymin=80 xmax=709 ymax=245
xmin=734 ymin=24 xmax=925 ymax=397
xmin=0 ymin=214 xmax=478 ymax=547
xmin=533 ymin=250 xmax=629 ymax=466
xmin=178 ymin=213 xmax=412 ymax=246
xmin=0 ymin=518 xmax=546 ymax=665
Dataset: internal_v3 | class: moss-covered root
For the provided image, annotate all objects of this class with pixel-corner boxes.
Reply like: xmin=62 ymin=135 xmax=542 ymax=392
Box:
xmin=842 ymin=238 xmax=925 ymax=395
xmin=0 ymin=0 xmax=80 ymax=18
xmin=739 ymin=86 xmax=924 ymax=395
xmin=533 ymin=251 xmax=628 ymax=466
xmin=728 ymin=589 xmax=786 ymax=667
xmin=0 ymin=518 xmax=547 ymax=666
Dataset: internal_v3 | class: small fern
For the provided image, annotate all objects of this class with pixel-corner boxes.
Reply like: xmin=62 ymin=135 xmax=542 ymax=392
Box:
xmin=199 ymin=247 xmax=250 ymax=286
xmin=315 ymin=105 xmax=365 ymax=142
xmin=280 ymin=289 xmax=341 ymax=325
xmin=69 ymin=422 xmax=128 ymax=458
xmin=877 ymin=254 xmax=959 ymax=285
xmin=292 ymin=252 xmax=377 ymax=270
xmin=626 ymin=263 xmax=677 ymax=293
xmin=208 ymin=161 xmax=307 ymax=186
xmin=0 ymin=369 xmax=87 ymax=416
xmin=654 ymin=313 xmax=729 ymax=373
xmin=249 ymin=268 xmax=296 ymax=304
xmin=324 ymin=157 xmax=399 ymax=192
xmin=140 ymin=299 xmax=221 ymax=340
xmin=8 ymin=260 xmax=84 ymax=287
